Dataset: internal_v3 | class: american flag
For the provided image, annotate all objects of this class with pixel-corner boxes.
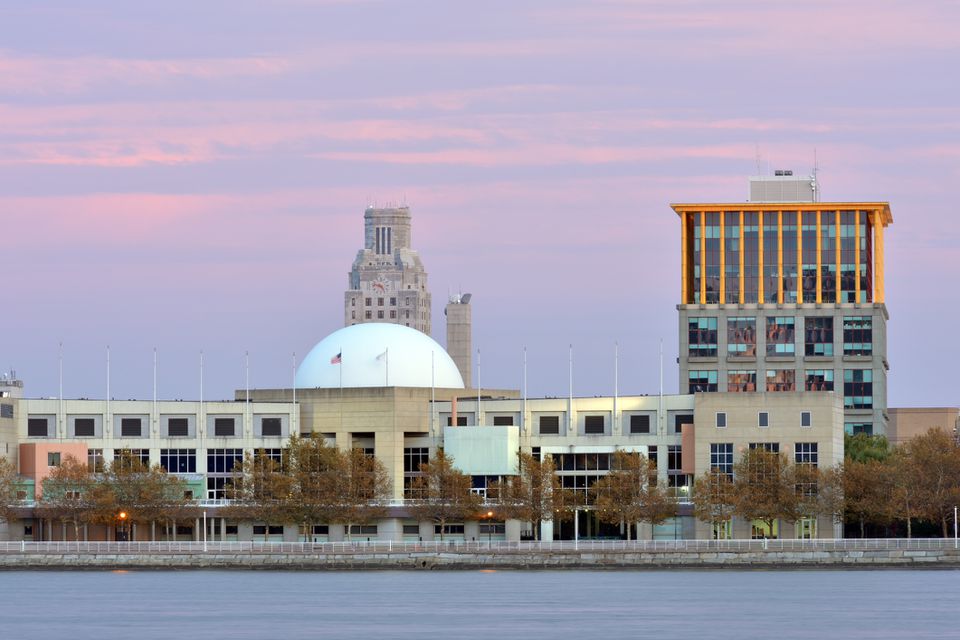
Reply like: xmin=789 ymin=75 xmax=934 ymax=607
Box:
xmin=330 ymin=352 xmax=342 ymax=365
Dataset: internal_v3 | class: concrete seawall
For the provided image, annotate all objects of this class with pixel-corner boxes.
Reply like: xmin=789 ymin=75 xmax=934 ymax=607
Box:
xmin=3 ymin=548 xmax=960 ymax=570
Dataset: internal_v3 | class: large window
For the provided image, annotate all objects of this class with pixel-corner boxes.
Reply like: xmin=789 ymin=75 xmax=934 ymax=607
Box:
xmin=538 ymin=415 xmax=560 ymax=435
xmin=160 ymin=449 xmax=197 ymax=474
xmin=805 ymin=317 xmax=834 ymax=357
xmin=766 ymin=317 xmax=795 ymax=355
xmin=688 ymin=317 xmax=718 ymax=357
xmin=688 ymin=370 xmax=718 ymax=393
xmin=766 ymin=369 xmax=795 ymax=392
xmin=27 ymin=417 xmax=48 ymax=437
xmin=120 ymin=418 xmax=142 ymax=437
xmin=207 ymin=449 xmax=243 ymax=474
xmin=583 ymin=415 xmax=605 ymax=435
xmin=167 ymin=418 xmax=189 ymax=437
xmin=403 ymin=447 xmax=430 ymax=499
xmin=667 ymin=445 xmax=688 ymax=489
xmin=795 ymin=443 xmax=818 ymax=466
xmin=843 ymin=317 xmax=873 ymax=356
xmin=673 ymin=414 xmax=693 ymax=434
xmin=727 ymin=370 xmax=757 ymax=392
xmin=749 ymin=442 xmax=779 ymax=453
xmin=214 ymin=418 xmax=235 ymax=437
xmin=845 ymin=422 xmax=873 ymax=436
xmin=261 ymin=417 xmax=282 ymax=437
xmin=88 ymin=449 xmax=104 ymax=472
xmin=629 ymin=414 xmax=651 ymax=434
xmin=115 ymin=449 xmax=150 ymax=467
xmin=844 ymin=369 xmax=873 ymax=409
xmin=710 ymin=443 xmax=733 ymax=477
xmin=724 ymin=212 xmax=740 ymax=304
xmin=74 ymin=418 xmax=95 ymax=437
xmin=805 ymin=369 xmax=834 ymax=392
xmin=727 ymin=317 xmax=756 ymax=356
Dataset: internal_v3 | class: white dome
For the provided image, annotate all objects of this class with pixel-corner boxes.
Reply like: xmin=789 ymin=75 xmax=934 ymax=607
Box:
xmin=295 ymin=323 xmax=465 ymax=389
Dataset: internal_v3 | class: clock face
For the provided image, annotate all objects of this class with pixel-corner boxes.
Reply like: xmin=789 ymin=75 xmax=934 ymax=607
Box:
xmin=371 ymin=276 xmax=390 ymax=294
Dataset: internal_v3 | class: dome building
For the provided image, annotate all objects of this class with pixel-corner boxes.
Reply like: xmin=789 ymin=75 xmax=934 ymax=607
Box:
xmin=295 ymin=324 xmax=464 ymax=390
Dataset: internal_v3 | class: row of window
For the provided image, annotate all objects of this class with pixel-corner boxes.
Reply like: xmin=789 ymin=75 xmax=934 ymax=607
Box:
xmin=689 ymin=316 xmax=873 ymax=358
xmin=26 ymin=416 xmax=285 ymax=439
xmin=715 ymin=411 xmax=812 ymax=429
xmin=709 ymin=442 xmax=819 ymax=475
xmin=690 ymin=368 xmax=874 ymax=406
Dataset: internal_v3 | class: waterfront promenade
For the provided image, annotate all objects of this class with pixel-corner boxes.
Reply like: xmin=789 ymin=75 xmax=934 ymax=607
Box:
xmin=1 ymin=539 xmax=958 ymax=569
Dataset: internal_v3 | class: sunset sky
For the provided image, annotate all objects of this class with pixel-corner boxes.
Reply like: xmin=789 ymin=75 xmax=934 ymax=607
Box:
xmin=3 ymin=0 xmax=958 ymax=405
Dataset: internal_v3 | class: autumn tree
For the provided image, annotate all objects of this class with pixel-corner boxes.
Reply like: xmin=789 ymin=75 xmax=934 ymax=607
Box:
xmin=843 ymin=459 xmax=894 ymax=537
xmin=898 ymin=429 xmax=960 ymax=537
xmin=732 ymin=448 xmax=800 ymax=538
xmin=226 ymin=451 xmax=294 ymax=540
xmin=492 ymin=452 xmax=572 ymax=541
xmin=38 ymin=455 xmax=94 ymax=540
xmin=407 ymin=449 xmax=481 ymax=540
xmin=329 ymin=448 xmax=391 ymax=539
xmin=0 ymin=457 xmax=23 ymax=529
xmin=593 ymin=450 xmax=676 ymax=540
xmin=692 ymin=469 xmax=737 ymax=539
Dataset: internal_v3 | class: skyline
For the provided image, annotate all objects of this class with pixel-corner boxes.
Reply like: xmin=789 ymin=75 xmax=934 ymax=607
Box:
xmin=3 ymin=0 xmax=959 ymax=405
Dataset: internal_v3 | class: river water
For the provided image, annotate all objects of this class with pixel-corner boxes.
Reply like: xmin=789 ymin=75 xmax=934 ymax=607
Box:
xmin=0 ymin=569 xmax=955 ymax=639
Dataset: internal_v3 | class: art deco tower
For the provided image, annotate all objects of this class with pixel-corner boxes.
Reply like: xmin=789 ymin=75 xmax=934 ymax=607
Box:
xmin=345 ymin=206 xmax=432 ymax=335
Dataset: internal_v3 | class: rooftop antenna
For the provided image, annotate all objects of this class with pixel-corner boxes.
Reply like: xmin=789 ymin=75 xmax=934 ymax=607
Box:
xmin=755 ymin=143 xmax=762 ymax=174
xmin=812 ymin=149 xmax=820 ymax=202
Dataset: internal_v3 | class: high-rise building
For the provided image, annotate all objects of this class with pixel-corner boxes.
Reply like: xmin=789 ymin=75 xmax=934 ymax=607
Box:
xmin=672 ymin=171 xmax=893 ymax=435
xmin=344 ymin=206 xmax=432 ymax=335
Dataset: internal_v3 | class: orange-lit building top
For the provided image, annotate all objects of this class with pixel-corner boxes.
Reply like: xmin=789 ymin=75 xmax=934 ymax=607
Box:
xmin=672 ymin=203 xmax=892 ymax=306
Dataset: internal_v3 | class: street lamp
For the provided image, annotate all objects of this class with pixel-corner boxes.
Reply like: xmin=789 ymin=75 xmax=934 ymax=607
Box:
xmin=483 ymin=511 xmax=495 ymax=543
xmin=117 ymin=511 xmax=128 ymax=542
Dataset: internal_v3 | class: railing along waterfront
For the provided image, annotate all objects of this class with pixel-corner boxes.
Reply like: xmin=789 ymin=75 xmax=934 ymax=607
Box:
xmin=0 ymin=538 xmax=957 ymax=555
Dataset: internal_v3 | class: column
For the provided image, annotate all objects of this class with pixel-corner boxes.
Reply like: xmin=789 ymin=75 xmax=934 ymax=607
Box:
xmin=815 ymin=211 xmax=822 ymax=304
xmin=796 ymin=211 xmax=803 ymax=302
xmin=758 ymin=211 xmax=765 ymax=303
xmin=835 ymin=212 xmax=842 ymax=303
xmin=681 ymin=212 xmax=689 ymax=303
xmin=699 ymin=211 xmax=707 ymax=304
xmin=719 ymin=210 xmax=726 ymax=303
xmin=854 ymin=210 xmax=861 ymax=302
xmin=739 ymin=211 xmax=745 ymax=305
xmin=777 ymin=211 xmax=784 ymax=304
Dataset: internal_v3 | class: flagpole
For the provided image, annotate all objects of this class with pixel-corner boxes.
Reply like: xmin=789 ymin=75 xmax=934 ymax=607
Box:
xmin=245 ymin=350 xmax=250 ymax=437
xmin=431 ymin=350 xmax=436 ymax=436
xmin=522 ymin=346 xmax=527 ymax=434
xmin=476 ymin=348 xmax=481 ymax=426
xmin=292 ymin=351 xmax=297 ymax=436
xmin=568 ymin=344 xmax=573 ymax=434
xmin=106 ymin=344 xmax=111 ymax=421
xmin=58 ymin=341 xmax=63 ymax=437
xmin=153 ymin=347 xmax=158 ymax=437
xmin=659 ymin=338 xmax=664 ymax=436
xmin=614 ymin=341 xmax=619 ymax=433
xmin=339 ymin=344 xmax=343 ymax=431
xmin=200 ymin=350 xmax=204 ymax=444
xmin=385 ymin=347 xmax=389 ymax=386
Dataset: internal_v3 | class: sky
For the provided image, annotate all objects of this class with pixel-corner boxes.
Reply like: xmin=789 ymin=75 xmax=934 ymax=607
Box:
xmin=2 ymin=0 xmax=958 ymax=406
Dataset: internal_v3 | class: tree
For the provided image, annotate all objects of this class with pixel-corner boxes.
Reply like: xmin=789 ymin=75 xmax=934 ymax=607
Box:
xmin=0 ymin=457 xmax=23 ymax=529
xmin=843 ymin=459 xmax=894 ymax=537
xmin=225 ymin=451 xmax=294 ymax=540
xmin=38 ymin=455 xmax=94 ymax=540
xmin=407 ymin=450 xmax=482 ymax=540
xmin=284 ymin=435 xmax=342 ymax=541
xmin=844 ymin=433 xmax=892 ymax=463
xmin=899 ymin=429 xmax=960 ymax=537
xmin=732 ymin=448 xmax=800 ymax=538
xmin=692 ymin=469 xmax=737 ymax=539
xmin=329 ymin=448 xmax=391 ymax=539
xmin=593 ymin=450 xmax=676 ymax=540
xmin=492 ymin=452 xmax=572 ymax=541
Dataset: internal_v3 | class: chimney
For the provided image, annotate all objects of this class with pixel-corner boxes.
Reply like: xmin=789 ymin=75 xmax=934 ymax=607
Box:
xmin=445 ymin=294 xmax=472 ymax=387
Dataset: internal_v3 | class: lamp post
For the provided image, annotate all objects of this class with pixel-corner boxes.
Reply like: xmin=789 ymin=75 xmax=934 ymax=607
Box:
xmin=483 ymin=511 xmax=494 ymax=544
xmin=203 ymin=510 xmax=208 ymax=552
xmin=117 ymin=511 xmax=128 ymax=542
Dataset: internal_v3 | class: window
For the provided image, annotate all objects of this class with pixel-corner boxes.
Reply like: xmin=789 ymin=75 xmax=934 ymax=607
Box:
xmin=160 ymin=449 xmax=197 ymax=474
xmin=48 ymin=452 xmax=61 ymax=466
xmin=351 ymin=298 xmax=356 ymax=307
xmin=710 ymin=443 xmax=733 ymax=476
xmin=120 ymin=418 xmax=142 ymax=437
xmin=758 ymin=412 xmax=769 ymax=428
xmin=404 ymin=447 xmax=429 ymax=473
xmin=843 ymin=316 xmax=872 ymax=356
xmin=253 ymin=525 xmax=285 ymax=536
xmin=688 ymin=370 xmax=717 ymax=393
xmin=629 ymin=415 xmax=650 ymax=434
xmin=766 ymin=317 xmax=795 ymax=355
xmin=207 ymin=449 xmax=243 ymax=474
xmin=214 ymin=418 xmax=235 ymax=437
xmin=88 ymin=449 xmax=104 ymax=472
xmin=402 ymin=524 xmax=419 ymax=536
xmin=584 ymin=415 xmax=605 ymax=435
xmin=377 ymin=310 xmax=384 ymax=319
xmin=727 ymin=370 xmax=757 ymax=392
xmin=390 ymin=297 xmax=397 ymax=306
xmin=389 ymin=310 xmax=396 ymax=319
xmin=75 ymin=418 xmax=95 ymax=437
xmin=845 ymin=422 xmax=872 ymax=436
xmin=688 ymin=317 xmax=718 ymax=357
xmin=805 ymin=370 xmax=834 ymax=392
xmin=114 ymin=449 xmax=150 ymax=468
xmin=805 ymin=317 xmax=834 ymax=356
xmin=673 ymin=414 xmax=693 ymax=434
xmin=377 ymin=297 xmax=384 ymax=306
xmin=351 ymin=524 xmax=378 ymax=536
xmin=365 ymin=297 xmax=371 ymax=306
xmin=727 ymin=317 xmax=757 ymax=356
xmin=314 ymin=525 xmax=331 ymax=535
xmin=492 ymin=416 xmax=513 ymax=426
xmin=446 ymin=416 xmax=468 ymax=426
xmin=716 ymin=412 xmax=726 ymax=428
xmin=801 ymin=411 xmax=812 ymax=428
xmin=766 ymin=369 xmax=795 ymax=392
xmin=27 ymin=417 xmax=48 ymax=437
xmin=168 ymin=418 xmax=189 ymax=437
xmin=843 ymin=369 xmax=873 ymax=409
xmin=365 ymin=311 xmax=372 ymax=319
xmin=749 ymin=442 xmax=779 ymax=453
xmin=795 ymin=443 xmax=818 ymax=466
xmin=539 ymin=415 xmax=560 ymax=435
xmin=1 ymin=403 xmax=13 ymax=418
xmin=261 ymin=417 xmax=282 ymax=437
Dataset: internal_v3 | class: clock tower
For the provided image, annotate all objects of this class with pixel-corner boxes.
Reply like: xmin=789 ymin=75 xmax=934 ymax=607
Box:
xmin=344 ymin=205 xmax=432 ymax=335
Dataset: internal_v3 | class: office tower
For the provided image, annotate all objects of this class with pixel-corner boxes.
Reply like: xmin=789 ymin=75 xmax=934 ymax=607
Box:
xmin=345 ymin=206 xmax=432 ymax=335
xmin=673 ymin=171 xmax=892 ymax=435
